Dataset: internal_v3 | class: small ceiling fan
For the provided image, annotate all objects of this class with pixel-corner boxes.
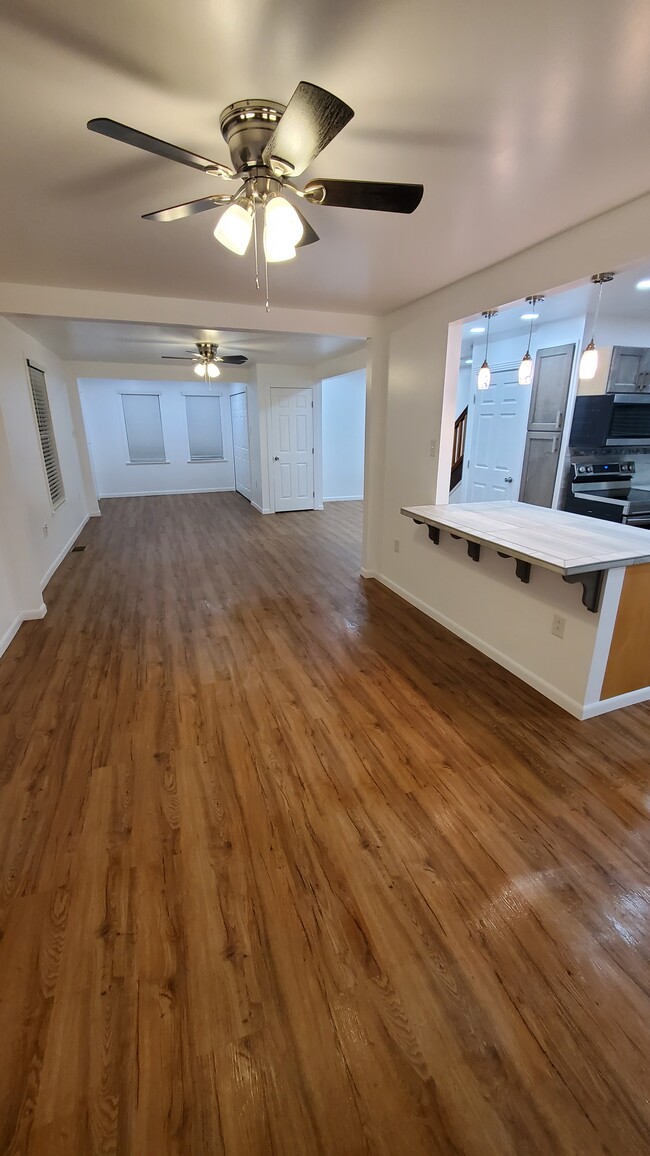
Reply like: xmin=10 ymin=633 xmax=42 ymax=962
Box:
xmin=88 ymin=81 xmax=424 ymax=301
xmin=162 ymin=341 xmax=248 ymax=379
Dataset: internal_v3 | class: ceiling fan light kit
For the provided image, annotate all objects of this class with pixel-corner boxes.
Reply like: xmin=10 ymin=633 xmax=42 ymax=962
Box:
xmin=162 ymin=341 xmax=247 ymax=379
xmin=88 ymin=81 xmax=424 ymax=306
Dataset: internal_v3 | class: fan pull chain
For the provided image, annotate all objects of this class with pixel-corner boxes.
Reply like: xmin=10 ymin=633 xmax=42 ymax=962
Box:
xmin=265 ymin=251 xmax=270 ymax=312
xmin=253 ymin=202 xmax=260 ymax=292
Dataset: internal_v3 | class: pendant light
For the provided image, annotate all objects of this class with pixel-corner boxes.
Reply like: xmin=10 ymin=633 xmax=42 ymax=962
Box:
xmin=579 ymin=272 xmax=614 ymax=380
xmin=477 ymin=310 xmax=497 ymax=390
xmin=518 ymin=295 xmax=544 ymax=385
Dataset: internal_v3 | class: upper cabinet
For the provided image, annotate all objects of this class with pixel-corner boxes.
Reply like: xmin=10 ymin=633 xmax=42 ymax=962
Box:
xmin=606 ymin=346 xmax=650 ymax=393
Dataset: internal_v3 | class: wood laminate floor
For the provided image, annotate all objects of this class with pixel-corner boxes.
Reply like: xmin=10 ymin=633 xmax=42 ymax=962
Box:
xmin=0 ymin=494 xmax=649 ymax=1155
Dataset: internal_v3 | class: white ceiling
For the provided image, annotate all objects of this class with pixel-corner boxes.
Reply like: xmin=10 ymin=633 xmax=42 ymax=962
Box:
xmin=2 ymin=0 xmax=650 ymax=317
xmin=460 ymin=258 xmax=650 ymax=355
xmin=4 ymin=316 xmax=366 ymax=366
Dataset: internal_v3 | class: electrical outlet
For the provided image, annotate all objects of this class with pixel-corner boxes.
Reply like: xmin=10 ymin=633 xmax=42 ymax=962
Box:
xmin=42 ymin=523 xmax=48 ymax=538
xmin=394 ymin=538 xmax=400 ymax=553
xmin=551 ymin=614 xmax=565 ymax=639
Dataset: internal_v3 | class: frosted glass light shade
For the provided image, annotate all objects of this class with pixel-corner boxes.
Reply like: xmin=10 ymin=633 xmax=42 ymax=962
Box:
xmin=477 ymin=360 xmax=491 ymax=390
xmin=263 ymin=229 xmax=296 ymax=262
xmin=206 ymin=362 xmax=220 ymax=378
xmin=264 ymin=196 xmax=304 ymax=246
xmin=213 ymin=203 xmax=253 ymax=255
xmin=194 ymin=362 xmax=206 ymax=377
xmin=518 ymin=351 xmax=534 ymax=386
xmin=579 ymin=339 xmax=598 ymax=380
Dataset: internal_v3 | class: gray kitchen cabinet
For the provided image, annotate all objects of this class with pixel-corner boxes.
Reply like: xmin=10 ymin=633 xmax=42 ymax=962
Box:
xmin=606 ymin=346 xmax=650 ymax=393
xmin=519 ymin=431 xmax=562 ymax=508
xmin=527 ymin=344 xmax=575 ymax=430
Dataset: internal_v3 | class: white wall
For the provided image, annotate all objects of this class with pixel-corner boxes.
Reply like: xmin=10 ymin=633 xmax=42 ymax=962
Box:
xmin=322 ymin=370 xmax=366 ymax=501
xmin=364 ymin=189 xmax=650 ymax=704
xmin=78 ymin=378 xmax=238 ymax=497
xmin=0 ymin=316 xmax=97 ymax=657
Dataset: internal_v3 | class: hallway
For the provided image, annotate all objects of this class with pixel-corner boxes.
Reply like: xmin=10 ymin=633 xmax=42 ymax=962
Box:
xmin=0 ymin=494 xmax=649 ymax=1154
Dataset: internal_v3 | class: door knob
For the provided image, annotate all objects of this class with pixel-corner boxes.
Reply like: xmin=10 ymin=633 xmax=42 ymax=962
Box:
xmin=505 ymin=476 xmax=513 ymax=483
xmin=274 ymin=455 xmax=280 ymax=461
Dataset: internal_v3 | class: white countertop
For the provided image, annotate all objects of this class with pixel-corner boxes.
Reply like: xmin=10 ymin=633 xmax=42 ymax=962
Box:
xmin=401 ymin=501 xmax=650 ymax=575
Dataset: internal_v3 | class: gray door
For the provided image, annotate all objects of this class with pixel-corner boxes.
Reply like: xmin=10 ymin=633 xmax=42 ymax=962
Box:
xmin=519 ymin=431 xmax=562 ymax=507
xmin=527 ymin=344 xmax=575 ymax=431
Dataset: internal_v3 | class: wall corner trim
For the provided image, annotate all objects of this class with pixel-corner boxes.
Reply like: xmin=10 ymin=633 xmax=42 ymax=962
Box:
xmin=0 ymin=603 xmax=48 ymax=661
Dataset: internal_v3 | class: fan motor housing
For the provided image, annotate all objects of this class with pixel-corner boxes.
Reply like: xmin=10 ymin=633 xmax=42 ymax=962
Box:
xmin=220 ymin=99 xmax=286 ymax=173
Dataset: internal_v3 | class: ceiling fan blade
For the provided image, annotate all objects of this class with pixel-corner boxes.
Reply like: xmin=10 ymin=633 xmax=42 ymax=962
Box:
xmin=262 ymin=82 xmax=354 ymax=177
xmin=161 ymin=356 xmax=196 ymax=361
xmin=304 ymin=178 xmax=424 ymax=214
xmin=216 ymin=355 xmax=248 ymax=365
xmin=142 ymin=195 xmax=233 ymax=222
xmin=294 ymin=208 xmax=320 ymax=248
xmin=87 ymin=118 xmax=235 ymax=176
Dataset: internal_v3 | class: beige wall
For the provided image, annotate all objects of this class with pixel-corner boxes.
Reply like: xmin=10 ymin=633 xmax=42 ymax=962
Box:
xmin=364 ymin=190 xmax=650 ymax=706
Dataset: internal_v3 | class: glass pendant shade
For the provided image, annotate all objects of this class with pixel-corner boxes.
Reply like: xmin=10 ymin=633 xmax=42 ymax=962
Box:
xmin=213 ymin=203 xmax=254 ymax=255
xmin=579 ymin=339 xmax=598 ymax=380
xmin=518 ymin=351 xmax=534 ymax=386
xmin=206 ymin=362 xmax=220 ymax=379
xmin=477 ymin=360 xmax=491 ymax=390
xmin=194 ymin=362 xmax=205 ymax=377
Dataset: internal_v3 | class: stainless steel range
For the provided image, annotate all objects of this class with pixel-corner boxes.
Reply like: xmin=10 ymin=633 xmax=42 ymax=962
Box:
xmin=564 ymin=458 xmax=650 ymax=529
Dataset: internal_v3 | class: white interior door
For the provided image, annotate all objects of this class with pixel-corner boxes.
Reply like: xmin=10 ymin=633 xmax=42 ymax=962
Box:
xmin=270 ymin=387 xmax=314 ymax=512
xmin=465 ymin=366 xmax=530 ymax=501
xmin=230 ymin=391 xmax=251 ymax=500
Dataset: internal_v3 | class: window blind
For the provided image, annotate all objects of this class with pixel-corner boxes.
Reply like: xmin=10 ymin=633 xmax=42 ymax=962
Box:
xmin=185 ymin=395 xmax=224 ymax=461
xmin=121 ymin=394 xmax=166 ymax=463
xmin=27 ymin=362 xmax=65 ymax=509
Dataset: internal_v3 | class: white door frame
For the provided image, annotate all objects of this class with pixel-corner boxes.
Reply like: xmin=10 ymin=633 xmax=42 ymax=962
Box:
xmin=230 ymin=389 xmax=251 ymax=501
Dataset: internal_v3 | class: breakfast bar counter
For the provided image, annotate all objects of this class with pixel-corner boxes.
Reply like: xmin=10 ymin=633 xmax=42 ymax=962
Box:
xmin=400 ymin=500 xmax=650 ymax=718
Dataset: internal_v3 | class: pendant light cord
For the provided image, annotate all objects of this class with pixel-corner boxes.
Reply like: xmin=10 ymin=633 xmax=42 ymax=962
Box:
xmin=591 ymin=280 xmax=604 ymax=343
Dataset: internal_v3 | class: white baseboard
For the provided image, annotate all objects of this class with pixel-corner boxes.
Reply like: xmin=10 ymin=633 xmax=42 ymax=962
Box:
xmin=0 ymin=603 xmax=47 ymax=661
xmin=373 ymin=573 xmax=585 ymax=720
xmin=582 ymin=685 xmax=650 ymax=719
xmin=323 ymin=495 xmax=363 ymax=502
xmin=360 ymin=567 xmax=377 ymax=579
xmin=99 ymin=486 xmax=236 ymax=498
xmin=41 ymin=514 xmax=91 ymax=589
xmin=251 ymin=501 xmax=272 ymax=515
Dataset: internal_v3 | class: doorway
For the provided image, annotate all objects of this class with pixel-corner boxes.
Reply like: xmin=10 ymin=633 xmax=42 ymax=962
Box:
xmin=270 ymin=386 xmax=314 ymax=512
xmin=230 ymin=391 xmax=251 ymax=501
xmin=464 ymin=363 xmax=529 ymax=500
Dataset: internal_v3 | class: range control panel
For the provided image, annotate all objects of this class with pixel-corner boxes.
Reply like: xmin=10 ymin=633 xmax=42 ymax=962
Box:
xmin=571 ymin=460 xmax=635 ymax=481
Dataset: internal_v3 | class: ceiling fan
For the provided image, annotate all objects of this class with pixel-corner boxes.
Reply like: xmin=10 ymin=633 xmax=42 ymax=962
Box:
xmin=162 ymin=341 xmax=248 ymax=379
xmin=87 ymin=81 xmax=424 ymax=301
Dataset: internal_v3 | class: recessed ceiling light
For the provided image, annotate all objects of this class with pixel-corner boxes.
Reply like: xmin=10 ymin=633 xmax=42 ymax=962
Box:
xmin=521 ymin=312 xmax=539 ymax=321
xmin=470 ymin=326 xmax=485 ymax=334
xmin=636 ymin=278 xmax=650 ymax=290
xmin=464 ymin=358 xmax=473 ymax=364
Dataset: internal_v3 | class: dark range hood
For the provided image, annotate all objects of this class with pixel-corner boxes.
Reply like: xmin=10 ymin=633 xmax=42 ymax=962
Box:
xmin=570 ymin=393 xmax=650 ymax=447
